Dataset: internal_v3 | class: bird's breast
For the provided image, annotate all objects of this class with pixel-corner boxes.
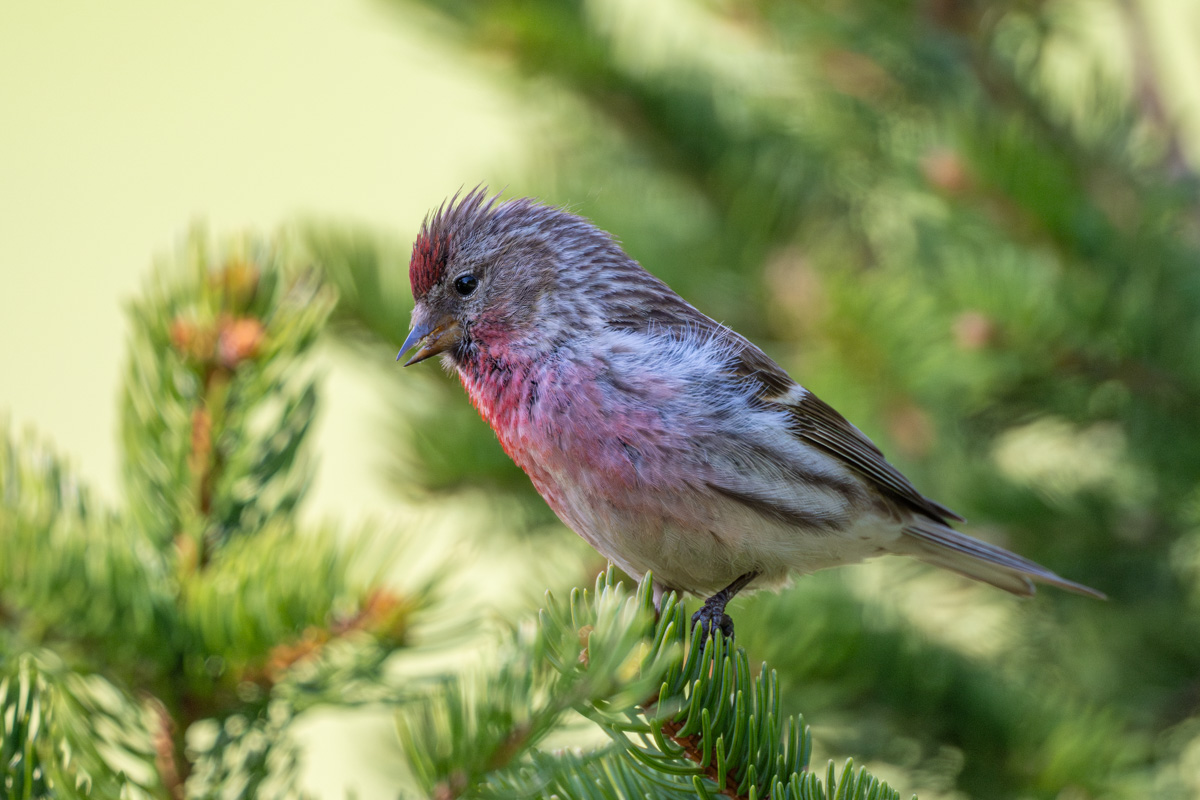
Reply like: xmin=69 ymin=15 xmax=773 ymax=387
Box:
xmin=456 ymin=347 xmax=680 ymax=511
xmin=453 ymin=338 xmax=879 ymax=594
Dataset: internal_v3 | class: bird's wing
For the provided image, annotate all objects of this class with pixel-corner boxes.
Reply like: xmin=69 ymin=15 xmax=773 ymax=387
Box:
xmin=605 ymin=292 xmax=963 ymax=524
xmin=766 ymin=380 xmax=964 ymax=523
xmin=726 ymin=333 xmax=964 ymax=523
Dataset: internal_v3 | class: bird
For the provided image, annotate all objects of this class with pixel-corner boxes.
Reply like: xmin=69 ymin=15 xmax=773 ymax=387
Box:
xmin=398 ymin=188 xmax=1103 ymax=637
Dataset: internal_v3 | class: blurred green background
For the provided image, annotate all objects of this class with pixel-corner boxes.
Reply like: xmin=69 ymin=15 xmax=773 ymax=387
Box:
xmin=4 ymin=0 xmax=1200 ymax=797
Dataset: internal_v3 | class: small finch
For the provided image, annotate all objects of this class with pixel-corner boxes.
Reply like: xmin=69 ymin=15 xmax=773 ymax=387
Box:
xmin=399 ymin=189 xmax=1102 ymax=635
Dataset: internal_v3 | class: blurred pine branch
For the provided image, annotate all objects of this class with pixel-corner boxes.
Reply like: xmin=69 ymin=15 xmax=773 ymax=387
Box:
xmin=1 ymin=230 xmax=434 ymax=798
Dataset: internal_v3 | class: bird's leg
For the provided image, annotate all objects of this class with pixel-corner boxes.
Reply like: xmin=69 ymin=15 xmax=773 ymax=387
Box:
xmin=692 ymin=571 xmax=759 ymax=639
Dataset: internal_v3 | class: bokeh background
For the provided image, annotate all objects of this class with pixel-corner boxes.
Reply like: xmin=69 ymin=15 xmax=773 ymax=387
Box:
xmin=4 ymin=0 xmax=1200 ymax=797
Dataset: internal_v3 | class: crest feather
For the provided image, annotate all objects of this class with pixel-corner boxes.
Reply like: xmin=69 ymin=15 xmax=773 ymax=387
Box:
xmin=409 ymin=186 xmax=504 ymax=299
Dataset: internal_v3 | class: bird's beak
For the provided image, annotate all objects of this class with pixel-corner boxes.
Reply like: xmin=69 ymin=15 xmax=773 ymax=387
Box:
xmin=397 ymin=313 xmax=461 ymax=366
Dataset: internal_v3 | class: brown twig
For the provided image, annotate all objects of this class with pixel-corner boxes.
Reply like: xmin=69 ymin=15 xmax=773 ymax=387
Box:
xmin=630 ymin=645 xmax=750 ymax=800
xmin=658 ymin=715 xmax=747 ymax=798
xmin=149 ymin=697 xmax=185 ymax=800
xmin=173 ymin=310 xmax=265 ymax=567
xmin=237 ymin=589 xmax=414 ymax=686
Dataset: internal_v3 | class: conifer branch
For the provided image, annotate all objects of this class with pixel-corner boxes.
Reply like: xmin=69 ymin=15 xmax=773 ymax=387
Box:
xmin=399 ymin=569 xmax=909 ymax=800
xmin=2 ymin=230 xmax=441 ymax=797
xmin=0 ymin=652 xmax=162 ymax=799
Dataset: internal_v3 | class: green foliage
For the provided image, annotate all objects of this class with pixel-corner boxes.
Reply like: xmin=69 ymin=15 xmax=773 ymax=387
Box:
xmin=184 ymin=698 xmax=305 ymax=800
xmin=121 ymin=231 xmax=334 ymax=555
xmin=1 ymin=229 xmax=434 ymax=797
xmin=180 ymin=524 xmax=362 ymax=666
xmin=0 ymin=426 xmax=173 ymax=669
xmin=0 ymin=652 xmax=160 ymax=800
xmin=399 ymin=569 xmax=905 ymax=800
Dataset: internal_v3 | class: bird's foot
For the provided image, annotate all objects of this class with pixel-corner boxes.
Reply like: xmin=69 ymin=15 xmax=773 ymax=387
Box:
xmin=691 ymin=602 xmax=735 ymax=639
xmin=690 ymin=571 xmax=759 ymax=641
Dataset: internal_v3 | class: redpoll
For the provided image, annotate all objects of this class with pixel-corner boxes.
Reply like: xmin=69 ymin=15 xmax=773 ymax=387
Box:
xmin=399 ymin=190 xmax=1102 ymax=635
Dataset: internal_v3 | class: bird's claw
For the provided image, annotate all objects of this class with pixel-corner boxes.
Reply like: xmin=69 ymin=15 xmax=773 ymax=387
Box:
xmin=691 ymin=605 xmax=735 ymax=639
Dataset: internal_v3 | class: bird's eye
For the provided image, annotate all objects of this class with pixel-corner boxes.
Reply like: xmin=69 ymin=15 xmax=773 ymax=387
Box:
xmin=453 ymin=274 xmax=478 ymax=297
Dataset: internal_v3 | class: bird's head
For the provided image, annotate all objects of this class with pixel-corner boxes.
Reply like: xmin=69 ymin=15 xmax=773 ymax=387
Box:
xmin=399 ymin=188 xmax=631 ymax=367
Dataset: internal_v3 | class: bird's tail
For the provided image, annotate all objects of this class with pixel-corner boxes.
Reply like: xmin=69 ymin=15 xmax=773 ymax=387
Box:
xmin=899 ymin=521 xmax=1105 ymax=599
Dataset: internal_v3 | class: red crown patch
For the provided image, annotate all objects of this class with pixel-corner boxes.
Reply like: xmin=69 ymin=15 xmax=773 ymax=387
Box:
xmin=410 ymin=230 xmax=451 ymax=299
